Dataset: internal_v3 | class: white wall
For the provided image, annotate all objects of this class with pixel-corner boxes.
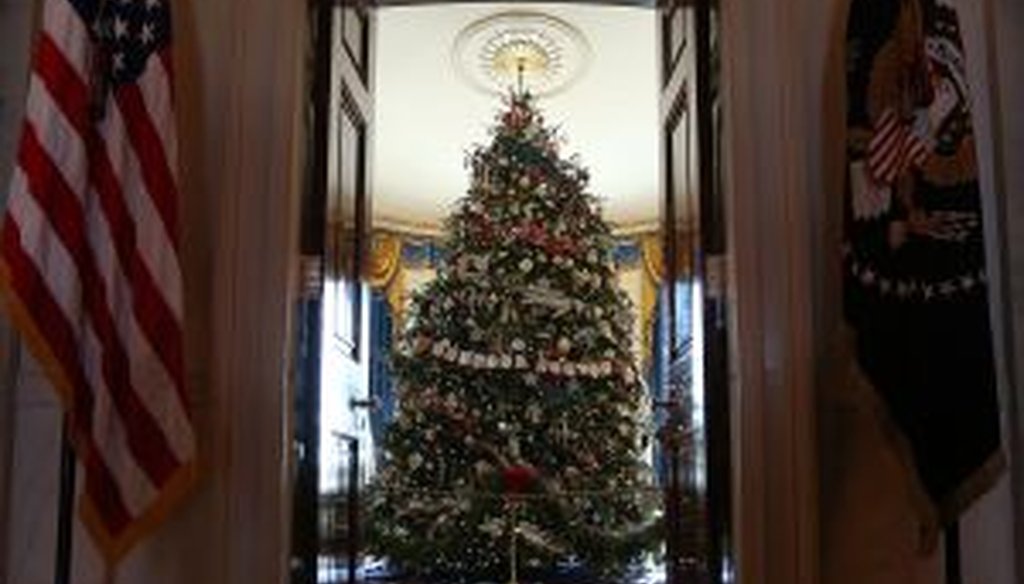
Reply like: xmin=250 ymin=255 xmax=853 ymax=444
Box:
xmin=953 ymin=4 xmax=1019 ymax=583
xmin=987 ymin=0 xmax=1024 ymax=575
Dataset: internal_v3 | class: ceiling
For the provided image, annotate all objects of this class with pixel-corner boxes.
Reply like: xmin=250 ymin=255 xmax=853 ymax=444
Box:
xmin=372 ymin=3 xmax=659 ymax=231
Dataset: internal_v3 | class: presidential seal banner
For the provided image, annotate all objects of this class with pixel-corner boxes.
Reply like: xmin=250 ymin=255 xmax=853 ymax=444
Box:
xmin=844 ymin=0 xmax=1003 ymax=530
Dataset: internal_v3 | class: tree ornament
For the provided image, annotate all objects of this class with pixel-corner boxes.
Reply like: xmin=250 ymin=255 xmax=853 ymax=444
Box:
xmin=502 ymin=463 xmax=540 ymax=494
xmin=431 ymin=342 xmax=446 ymax=358
xmin=408 ymin=453 xmax=423 ymax=470
xmin=555 ymin=336 xmax=572 ymax=356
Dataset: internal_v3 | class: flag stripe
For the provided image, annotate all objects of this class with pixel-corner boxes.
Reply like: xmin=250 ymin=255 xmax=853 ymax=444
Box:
xmin=93 ymin=108 xmax=187 ymax=407
xmin=100 ymin=101 xmax=185 ymax=322
xmin=1 ymin=219 xmax=133 ymax=534
xmin=43 ymin=0 xmax=90 ymax=78
xmin=35 ymin=31 xmax=188 ymax=419
xmin=101 ymin=92 xmax=183 ymax=320
xmin=869 ymin=114 xmax=902 ymax=180
xmin=11 ymin=170 xmax=160 ymax=516
xmin=86 ymin=168 xmax=193 ymax=459
xmin=870 ymin=111 xmax=899 ymax=148
xmin=875 ymin=134 xmax=903 ymax=181
xmin=113 ymin=85 xmax=179 ymax=244
xmin=5 ymin=171 xmax=82 ymax=336
xmin=32 ymin=34 xmax=90 ymax=163
xmin=907 ymin=136 xmax=929 ymax=166
xmin=83 ymin=326 xmax=160 ymax=516
xmin=140 ymin=52 xmax=177 ymax=175
xmin=18 ymin=125 xmax=181 ymax=485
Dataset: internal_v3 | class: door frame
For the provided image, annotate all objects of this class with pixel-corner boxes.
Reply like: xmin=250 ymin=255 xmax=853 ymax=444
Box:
xmin=211 ymin=2 xmax=821 ymax=584
xmin=718 ymin=0 xmax=818 ymax=582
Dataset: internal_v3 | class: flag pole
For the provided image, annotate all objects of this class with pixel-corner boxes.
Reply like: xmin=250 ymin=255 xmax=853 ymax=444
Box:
xmin=54 ymin=416 xmax=76 ymax=584
xmin=944 ymin=522 xmax=962 ymax=584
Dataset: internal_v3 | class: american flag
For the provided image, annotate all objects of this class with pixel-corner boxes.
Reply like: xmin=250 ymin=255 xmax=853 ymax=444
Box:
xmin=868 ymin=108 xmax=930 ymax=185
xmin=0 ymin=0 xmax=194 ymax=564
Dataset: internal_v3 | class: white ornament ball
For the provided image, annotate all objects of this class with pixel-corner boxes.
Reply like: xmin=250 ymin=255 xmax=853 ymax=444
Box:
xmin=408 ymin=453 xmax=423 ymax=469
xmin=556 ymin=336 xmax=572 ymax=355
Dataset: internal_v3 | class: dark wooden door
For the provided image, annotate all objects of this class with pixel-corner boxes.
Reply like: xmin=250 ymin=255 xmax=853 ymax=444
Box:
xmin=291 ymin=0 xmax=375 ymax=583
xmin=658 ymin=0 xmax=730 ymax=582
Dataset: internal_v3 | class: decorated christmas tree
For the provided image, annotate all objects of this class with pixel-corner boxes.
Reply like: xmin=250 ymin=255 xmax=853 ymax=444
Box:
xmin=367 ymin=94 xmax=657 ymax=579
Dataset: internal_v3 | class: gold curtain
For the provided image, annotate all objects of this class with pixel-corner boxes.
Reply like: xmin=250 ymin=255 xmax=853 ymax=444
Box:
xmin=639 ymin=232 xmax=663 ymax=368
xmin=369 ymin=232 xmax=405 ymax=319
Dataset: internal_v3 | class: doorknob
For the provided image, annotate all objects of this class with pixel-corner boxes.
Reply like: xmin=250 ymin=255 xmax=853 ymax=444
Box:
xmin=350 ymin=396 xmax=377 ymax=410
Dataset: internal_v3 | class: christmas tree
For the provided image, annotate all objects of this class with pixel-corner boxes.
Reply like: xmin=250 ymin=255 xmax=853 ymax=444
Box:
xmin=367 ymin=94 xmax=657 ymax=579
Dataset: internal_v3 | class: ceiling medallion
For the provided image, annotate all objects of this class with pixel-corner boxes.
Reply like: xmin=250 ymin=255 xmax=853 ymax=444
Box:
xmin=453 ymin=11 xmax=592 ymax=97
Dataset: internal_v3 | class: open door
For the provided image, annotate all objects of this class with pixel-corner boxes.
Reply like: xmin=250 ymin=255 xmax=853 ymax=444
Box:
xmin=658 ymin=0 xmax=730 ymax=582
xmin=291 ymin=0 xmax=376 ymax=582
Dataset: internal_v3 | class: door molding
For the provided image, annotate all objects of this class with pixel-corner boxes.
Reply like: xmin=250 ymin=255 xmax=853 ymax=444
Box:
xmin=211 ymin=0 xmax=309 ymax=582
xmin=719 ymin=0 xmax=818 ymax=582
xmin=210 ymin=1 xmax=826 ymax=583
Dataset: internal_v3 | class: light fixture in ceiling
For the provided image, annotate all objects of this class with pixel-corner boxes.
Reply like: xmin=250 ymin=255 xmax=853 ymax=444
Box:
xmin=452 ymin=11 xmax=592 ymax=97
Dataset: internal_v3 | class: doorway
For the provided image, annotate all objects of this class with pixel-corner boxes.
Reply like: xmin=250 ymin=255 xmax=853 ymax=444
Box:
xmin=289 ymin=2 xmax=728 ymax=583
